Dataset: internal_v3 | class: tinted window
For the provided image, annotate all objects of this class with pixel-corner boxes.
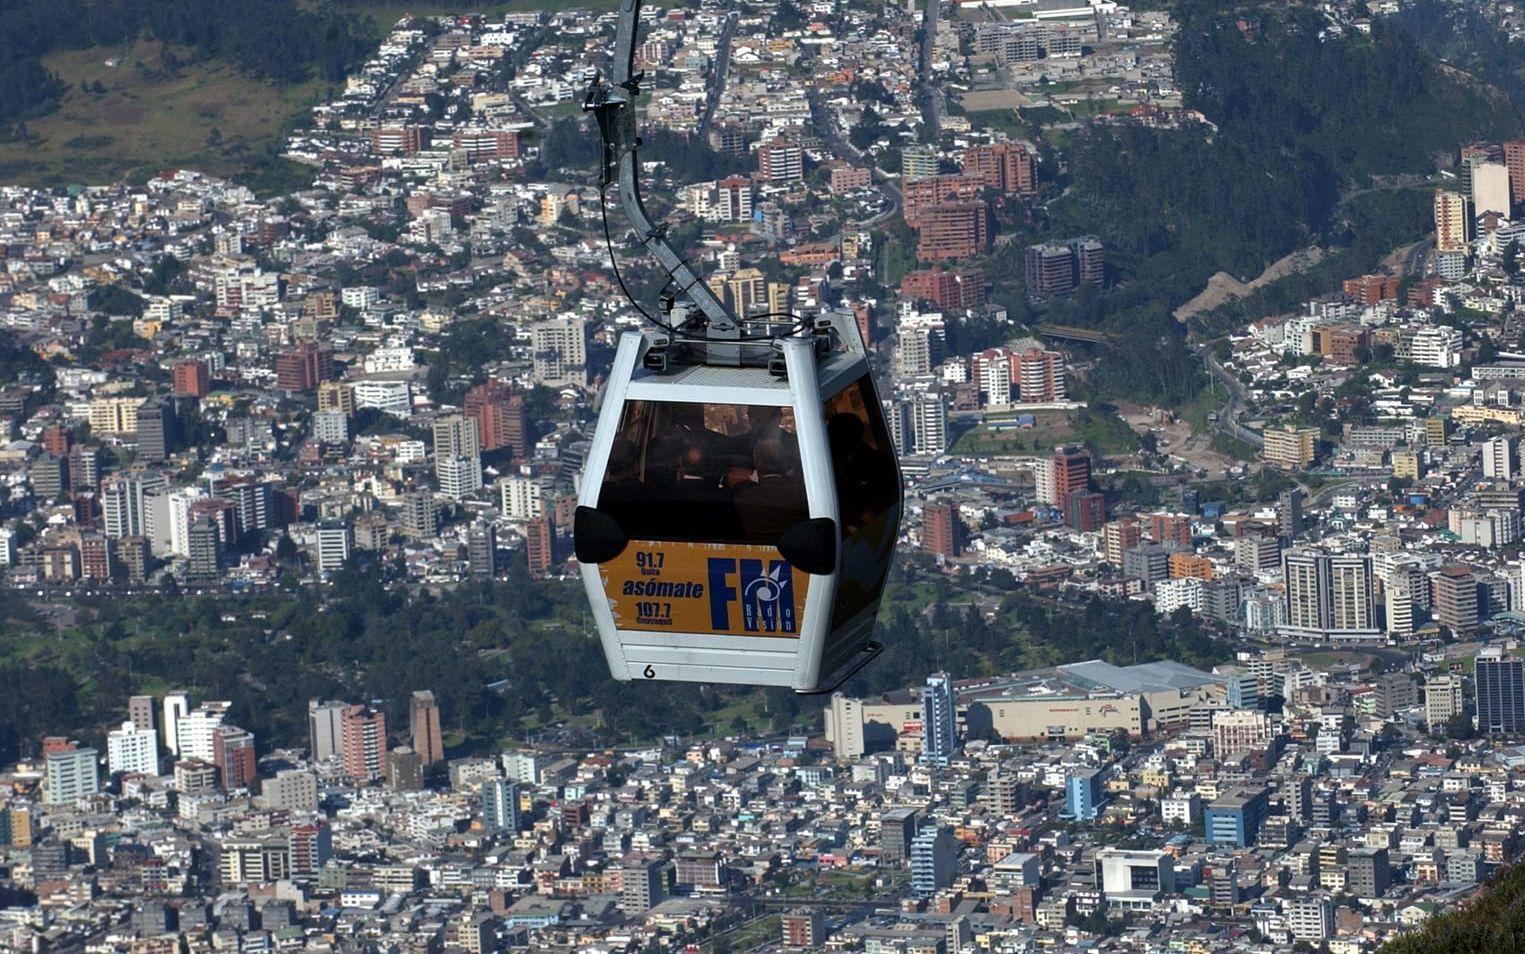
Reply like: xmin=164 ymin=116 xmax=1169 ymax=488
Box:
xmin=825 ymin=376 xmax=900 ymax=536
xmin=825 ymin=376 xmax=902 ymax=629
xmin=598 ymin=400 xmax=809 ymax=545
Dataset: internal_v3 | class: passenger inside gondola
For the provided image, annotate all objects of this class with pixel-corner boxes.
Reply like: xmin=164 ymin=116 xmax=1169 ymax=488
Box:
xmin=733 ymin=438 xmax=809 ymax=539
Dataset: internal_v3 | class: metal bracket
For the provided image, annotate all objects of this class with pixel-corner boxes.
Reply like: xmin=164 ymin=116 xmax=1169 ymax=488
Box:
xmin=587 ymin=0 xmax=744 ymax=362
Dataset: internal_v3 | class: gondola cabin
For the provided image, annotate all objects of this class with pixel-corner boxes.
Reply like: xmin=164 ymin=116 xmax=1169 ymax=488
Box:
xmin=574 ymin=313 xmax=902 ymax=693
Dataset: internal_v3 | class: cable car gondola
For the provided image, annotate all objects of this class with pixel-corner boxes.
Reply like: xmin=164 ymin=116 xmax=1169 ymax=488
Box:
xmin=575 ymin=0 xmax=903 ymax=693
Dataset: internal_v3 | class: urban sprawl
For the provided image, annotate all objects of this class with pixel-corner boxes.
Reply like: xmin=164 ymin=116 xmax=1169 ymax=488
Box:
xmin=5 ymin=0 xmax=1525 ymax=952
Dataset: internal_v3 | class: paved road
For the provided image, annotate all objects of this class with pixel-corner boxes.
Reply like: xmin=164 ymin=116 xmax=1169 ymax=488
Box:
xmin=1201 ymin=350 xmax=1264 ymax=449
xmin=918 ymin=0 xmax=945 ymax=138
xmin=1404 ymin=236 xmax=1433 ymax=278
xmin=809 ymin=90 xmax=902 ymax=214
xmin=696 ymin=9 xmax=739 ymax=140
xmin=1303 ymin=474 xmax=1391 ymax=507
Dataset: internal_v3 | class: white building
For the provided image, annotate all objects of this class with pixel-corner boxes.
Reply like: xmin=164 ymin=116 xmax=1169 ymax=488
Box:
xmin=315 ymin=522 xmax=353 ymax=573
xmin=101 ymin=471 xmax=168 ymax=539
xmin=1452 ymin=508 xmax=1522 ymax=548
xmin=341 ymin=286 xmax=381 ymax=310
xmin=1410 ymin=326 xmax=1463 ymax=368
xmin=1474 ymin=162 xmax=1511 ymax=219
xmin=978 ymin=358 xmax=1012 ymax=407
xmin=106 ymin=721 xmax=159 ymax=776
xmin=912 ymin=392 xmax=948 ymax=456
xmin=150 ymin=487 xmax=208 ymax=558
xmin=502 ymin=751 xmax=543 ymax=785
xmin=176 ymin=702 xmax=232 ymax=762
xmin=45 ymin=748 xmax=99 ymax=806
xmin=1385 ymin=571 xmax=1420 ymax=638
xmin=1034 ymin=457 xmax=1057 ymax=506
xmin=1153 ymin=578 xmax=1203 ymax=616
xmin=162 ymin=692 xmax=190 ymax=757
xmin=499 ymin=476 xmax=545 ymax=521
xmin=362 ymin=345 xmax=416 ymax=374
xmin=1483 ymin=435 xmax=1516 ymax=481
xmin=354 ymin=379 xmax=413 ymax=415
xmin=1095 ymin=849 xmax=1175 ymax=911
xmin=313 ymin=410 xmax=350 ymax=444
xmin=437 ymin=455 xmax=485 ymax=500
xmin=529 ymin=316 xmax=587 ymax=388
xmin=1285 ymin=894 xmax=1334 ymax=943
xmin=1161 ymin=791 xmax=1201 ymax=826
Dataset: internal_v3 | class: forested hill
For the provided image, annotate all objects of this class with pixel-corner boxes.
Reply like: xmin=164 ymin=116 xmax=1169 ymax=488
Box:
xmin=0 ymin=557 xmax=1228 ymax=766
xmin=1027 ymin=1 xmax=1518 ymax=398
xmin=1392 ymin=0 xmax=1525 ymax=116
xmin=0 ymin=0 xmax=372 ymax=123
xmin=1381 ymin=862 xmax=1525 ymax=953
xmin=1174 ymin=4 xmax=1516 ymax=187
xmin=1057 ymin=0 xmax=1519 ymax=296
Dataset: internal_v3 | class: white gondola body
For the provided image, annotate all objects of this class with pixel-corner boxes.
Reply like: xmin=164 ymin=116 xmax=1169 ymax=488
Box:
xmin=575 ymin=322 xmax=902 ymax=693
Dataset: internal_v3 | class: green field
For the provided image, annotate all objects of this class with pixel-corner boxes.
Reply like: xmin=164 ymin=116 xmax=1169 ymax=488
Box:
xmin=952 ymin=407 xmax=1141 ymax=458
xmin=965 ymin=107 xmax=1030 ymax=141
xmin=0 ymin=3 xmax=620 ymax=190
xmin=1068 ymin=98 xmax=1123 ymax=119
xmin=1297 ymin=650 xmax=1382 ymax=671
xmin=712 ymin=915 xmax=779 ymax=953
xmin=0 ymin=42 xmax=327 ymax=190
xmin=355 ymin=0 xmax=620 ymax=33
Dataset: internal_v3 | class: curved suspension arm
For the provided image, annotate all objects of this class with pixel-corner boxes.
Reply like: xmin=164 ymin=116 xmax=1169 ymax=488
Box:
xmin=587 ymin=0 xmax=737 ymax=335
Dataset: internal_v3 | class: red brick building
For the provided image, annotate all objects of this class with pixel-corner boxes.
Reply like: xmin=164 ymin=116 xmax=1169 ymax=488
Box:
xmin=1309 ymin=324 xmax=1370 ymax=365
xmin=40 ymin=425 xmax=72 ymax=457
xmin=779 ymin=241 xmax=839 ymax=266
xmin=1341 ymin=274 xmax=1400 ymax=307
xmin=922 ymin=501 xmax=965 ymax=558
xmin=1149 ymin=513 xmax=1193 ymax=550
xmin=902 ymin=174 xmax=983 ymax=228
xmin=1016 ymin=348 xmax=1066 ymax=402
xmin=1506 ymin=139 xmax=1525 ymax=206
xmin=172 ymin=359 xmax=211 ymax=398
xmin=78 ymin=533 xmax=112 ymax=581
xmin=464 ymin=381 xmax=528 ymax=458
xmin=213 ymin=726 xmax=257 ymax=790
xmin=1406 ymin=277 xmax=1445 ymax=308
xmin=781 ymin=911 xmax=825 ymax=948
xmin=275 ymin=344 xmax=335 ymax=392
xmin=757 ymin=139 xmax=803 ymax=182
xmin=371 ymin=125 xmax=430 ymax=156
xmin=827 ymin=163 xmax=872 ymax=193
xmin=525 ymin=515 xmax=557 ymax=578
xmin=1067 ymin=491 xmax=1106 ymax=533
xmin=915 ymin=202 xmax=991 ymax=262
xmin=900 ymin=269 xmax=986 ymax=310
xmin=963 ymin=142 xmax=1037 ymax=196
xmin=1052 ymin=446 xmax=1090 ymax=513
xmin=450 ymin=128 xmax=520 ymax=163
xmin=340 ymin=705 xmax=387 ymax=783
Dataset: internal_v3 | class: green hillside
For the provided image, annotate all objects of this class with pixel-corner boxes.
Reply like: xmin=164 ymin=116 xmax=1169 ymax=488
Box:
xmin=1382 ymin=863 xmax=1525 ymax=953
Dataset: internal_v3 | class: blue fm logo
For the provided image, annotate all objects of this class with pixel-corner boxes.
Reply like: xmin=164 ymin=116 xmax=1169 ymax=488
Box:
xmin=707 ymin=558 xmax=797 ymax=633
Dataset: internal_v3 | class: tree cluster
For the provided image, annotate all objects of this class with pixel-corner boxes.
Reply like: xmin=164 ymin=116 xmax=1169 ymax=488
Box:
xmin=0 ymin=552 xmax=1233 ymax=762
xmin=1003 ymin=1 xmax=1518 ymax=407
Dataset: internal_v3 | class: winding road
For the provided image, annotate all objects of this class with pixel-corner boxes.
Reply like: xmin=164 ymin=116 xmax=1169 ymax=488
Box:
xmin=808 ymin=90 xmax=903 ymax=224
xmin=696 ymin=9 xmax=739 ymax=140
xmin=1201 ymin=350 xmax=1264 ymax=449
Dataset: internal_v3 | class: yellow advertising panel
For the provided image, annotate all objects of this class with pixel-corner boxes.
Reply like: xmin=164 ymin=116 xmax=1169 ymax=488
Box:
xmin=600 ymin=540 xmax=810 ymax=637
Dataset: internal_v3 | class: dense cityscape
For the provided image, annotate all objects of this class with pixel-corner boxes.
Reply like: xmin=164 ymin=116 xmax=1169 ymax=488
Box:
xmin=7 ymin=0 xmax=1525 ymax=950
